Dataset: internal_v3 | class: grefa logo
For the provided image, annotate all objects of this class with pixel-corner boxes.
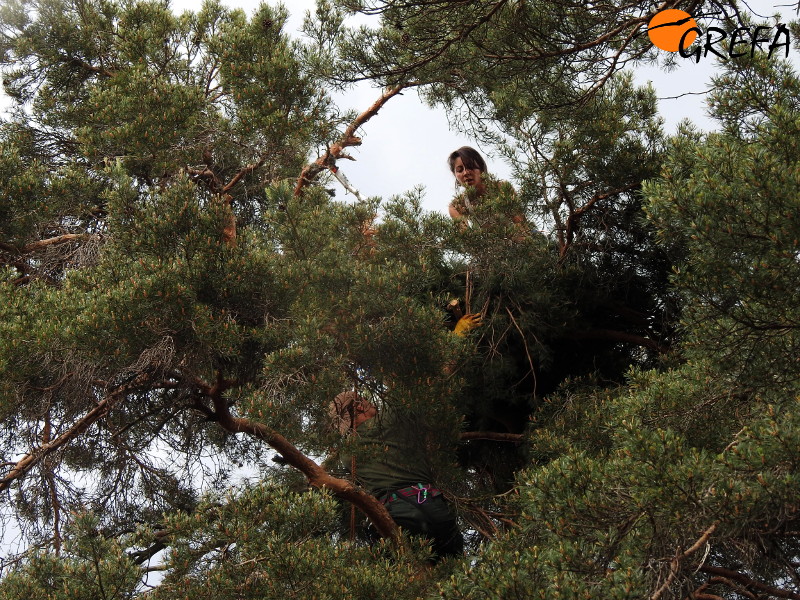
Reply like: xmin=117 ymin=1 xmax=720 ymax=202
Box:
xmin=647 ymin=8 xmax=791 ymax=63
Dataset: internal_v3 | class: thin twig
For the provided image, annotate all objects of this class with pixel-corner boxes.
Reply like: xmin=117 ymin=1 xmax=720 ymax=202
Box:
xmin=505 ymin=306 xmax=538 ymax=399
xmin=651 ymin=521 xmax=719 ymax=600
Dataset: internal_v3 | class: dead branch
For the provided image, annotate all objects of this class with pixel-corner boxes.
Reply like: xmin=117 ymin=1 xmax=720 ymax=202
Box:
xmin=183 ymin=168 xmax=237 ymax=245
xmin=66 ymin=56 xmax=115 ymax=79
xmin=454 ymin=492 xmax=520 ymax=541
xmin=186 ymin=166 xmax=223 ymax=193
xmin=294 ymin=84 xmax=405 ymax=198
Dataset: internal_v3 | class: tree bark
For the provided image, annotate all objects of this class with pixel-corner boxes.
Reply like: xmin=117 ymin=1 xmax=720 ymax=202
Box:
xmin=203 ymin=377 xmax=400 ymax=541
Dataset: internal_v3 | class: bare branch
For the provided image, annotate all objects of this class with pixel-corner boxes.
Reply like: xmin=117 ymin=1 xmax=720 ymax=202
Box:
xmin=294 ymin=84 xmax=406 ymax=197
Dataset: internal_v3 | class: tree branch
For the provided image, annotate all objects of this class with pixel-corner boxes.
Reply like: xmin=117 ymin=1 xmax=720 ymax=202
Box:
xmin=188 ymin=148 xmax=269 ymax=246
xmin=186 ymin=166 xmax=223 ymax=194
xmin=0 ymin=375 xmax=148 ymax=493
xmin=66 ymin=55 xmax=115 ymax=79
xmin=699 ymin=566 xmax=800 ymax=600
xmin=561 ymin=182 xmax=640 ymax=259
xmin=222 ymin=158 xmax=266 ymax=195
xmin=294 ymin=84 xmax=405 ymax=198
xmin=1 ymin=233 xmax=98 ymax=254
xmin=705 ymin=577 xmax=758 ymax=600
xmin=460 ymin=431 xmax=524 ymax=442
xmin=198 ymin=373 xmax=400 ymax=541
xmin=184 ymin=160 xmax=237 ymax=245
xmin=651 ymin=521 xmax=718 ymax=600
xmin=506 ymin=306 xmax=538 ymax=400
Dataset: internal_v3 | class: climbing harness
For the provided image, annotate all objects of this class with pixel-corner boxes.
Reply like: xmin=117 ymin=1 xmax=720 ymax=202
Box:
xmin=380 ymin=483 xmax=443 ymax=505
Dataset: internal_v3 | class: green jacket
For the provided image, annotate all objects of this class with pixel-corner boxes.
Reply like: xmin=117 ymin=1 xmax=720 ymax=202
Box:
xmin=342 ymin=408 xmax=437 ymax=497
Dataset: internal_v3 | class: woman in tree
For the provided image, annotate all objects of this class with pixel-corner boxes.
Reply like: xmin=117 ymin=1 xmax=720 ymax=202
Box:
xmin=447 ymin=146 xmax=526 ymax=229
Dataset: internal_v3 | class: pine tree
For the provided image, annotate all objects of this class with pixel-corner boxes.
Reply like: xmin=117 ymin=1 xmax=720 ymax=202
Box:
xmin=2 ymin=0 xmax=800 ymax=599
xmin=439 ymin=51 xmax=800 ymax=600
xmin=0 ymin=2 xmax=466 ymax=593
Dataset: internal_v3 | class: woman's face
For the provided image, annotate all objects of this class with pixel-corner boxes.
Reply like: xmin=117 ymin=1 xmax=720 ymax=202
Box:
xmin=452 ymin=156 xmax=483 ymax=188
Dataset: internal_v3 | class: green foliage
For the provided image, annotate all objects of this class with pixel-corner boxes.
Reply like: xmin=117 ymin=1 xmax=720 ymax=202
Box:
xmin=0 ymin=0 xmax=345 ymax=550
xmin=0 ymin=514 xmax=140 ymax=600
xmin=439 ymin=51 xmax=800 ymax=600
xmin=646 ymin=53 xmax=800 ymax=389
xmin=2 ymin=1 xmax=800 ymax=599
xmin=150 ymin=485 xmax=436 ymax=600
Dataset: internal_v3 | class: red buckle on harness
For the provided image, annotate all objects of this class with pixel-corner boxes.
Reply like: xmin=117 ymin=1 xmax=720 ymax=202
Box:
xmin=383 ymin=484 xmax=440 ymax=505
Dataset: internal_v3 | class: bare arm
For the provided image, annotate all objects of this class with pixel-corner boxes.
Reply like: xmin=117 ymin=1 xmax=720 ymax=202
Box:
xmin=449 ymin=201 xmax=465 ymax=221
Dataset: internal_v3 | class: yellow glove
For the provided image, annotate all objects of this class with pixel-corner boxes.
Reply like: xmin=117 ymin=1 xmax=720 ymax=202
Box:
xmin=453 ymin=313 xmax=482 ymax=337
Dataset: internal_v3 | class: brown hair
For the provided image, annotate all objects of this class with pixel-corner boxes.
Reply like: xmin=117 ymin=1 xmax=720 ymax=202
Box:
xmin=330 ymin=391 xmax=376 ymax=434
xmin=448 ymin=146 xmax=487 ymax=174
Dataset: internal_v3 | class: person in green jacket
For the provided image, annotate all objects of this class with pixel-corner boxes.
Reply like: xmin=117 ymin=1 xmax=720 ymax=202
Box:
xmin=331 ymin=391 xmax=464 ymax=562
